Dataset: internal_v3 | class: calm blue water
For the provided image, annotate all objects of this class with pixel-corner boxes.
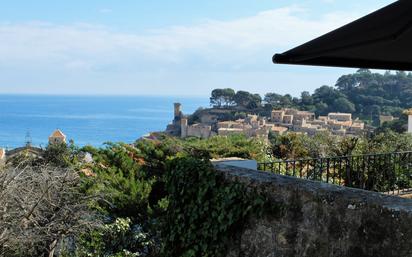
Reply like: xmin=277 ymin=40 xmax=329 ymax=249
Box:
xmin=0 ymin=95 xmax=209 ymax=148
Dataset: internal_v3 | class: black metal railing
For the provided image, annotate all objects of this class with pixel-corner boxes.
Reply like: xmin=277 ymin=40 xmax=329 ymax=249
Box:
xmin=258 ymin=151 xmax=412 ymax=194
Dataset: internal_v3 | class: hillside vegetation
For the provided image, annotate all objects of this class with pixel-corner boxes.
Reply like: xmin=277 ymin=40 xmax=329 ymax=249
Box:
xmin=2 ymin=129 xmax=412 ymax=256
xmin=3 ymin=70 xmax=412 ymax=256
xmin=209 ymin=69 xmax=412 ymax=126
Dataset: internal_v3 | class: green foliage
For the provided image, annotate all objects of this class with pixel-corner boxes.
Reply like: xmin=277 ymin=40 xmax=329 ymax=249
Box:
xmin=78 ymin=142 xmax=164 ymax=256
xmin=333 ymin=97 xmax=356 ymax=113
xmin=43 ymin=142 xmax=72 ymax=167
xmin=78 ymin=134 xmax=269 ymax=257
xmin=234 ymin=111 xmax=247 ymax=119
xmin=84 ymin=134 xmax=270 ymax=239
xmin=376 ymin=114 xmax=408 ymax=133
xmin=270 ymin=132 xmax=311 ymax=159
xmin=162 ymin=157 xmax=275 ymax=257
xmin=11 ymin=123 xmax=412 ymax=256
xmin=183 ymin=134 xmax=269 ymax=162
xmin=82 ymin=132 xmax=412 ymax=254
xmin=331 ymin=69 xmax=412 ymax=121
xmin=33 ymin=120 xmax=412 ymax=257
xmin=209 ymin=88 xmax=262 ymax=109
xmin=81 ymin=143 xmax=155 ymax=219
xmin=233 ymin=90 xmax=262 ymax=109
xmin=264 ymin=93 xmax=295 ymax=109
xmin=189 ymin=108 xmax=238 ymax=125
xmin=300 ymin=91 xmax=313 ymax=106
xmin=210 ymin=88 xmax=235 ymax=108
xmin=267 ymin=131 xmax=412 ymax=192
xmin=77 ymin=217 xmax=153 ymax=257
xmin=269 ymin=130 xmax=412 ymax=160
xmin=357 ymin=130 xmax=412 ymax=154
xmin=269 ymin=132 xmax=343 ymax=159
xmin=210 ymin=70 xmax=412 ymax=125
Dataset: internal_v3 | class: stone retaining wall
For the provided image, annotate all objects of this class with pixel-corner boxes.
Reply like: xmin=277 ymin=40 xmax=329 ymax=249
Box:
xmin=214 ymin=164 xmax=412 ymax=257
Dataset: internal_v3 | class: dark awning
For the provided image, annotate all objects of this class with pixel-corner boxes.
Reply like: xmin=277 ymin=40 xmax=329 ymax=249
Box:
xmin=273 ymin=0 xmax=412 ymax=71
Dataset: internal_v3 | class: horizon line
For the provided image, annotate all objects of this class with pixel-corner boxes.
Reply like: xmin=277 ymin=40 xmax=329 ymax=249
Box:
xmin=0 ymin=92 xmax=210 ymax=98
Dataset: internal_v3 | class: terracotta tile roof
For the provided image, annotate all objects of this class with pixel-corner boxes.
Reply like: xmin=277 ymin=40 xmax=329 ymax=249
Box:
xmin=50 ymin=129 xmax=66 ymax=138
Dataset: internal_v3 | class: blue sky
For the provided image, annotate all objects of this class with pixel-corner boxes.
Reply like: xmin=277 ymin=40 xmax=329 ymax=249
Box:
xmin=0 ymin=0 xmax=394 ymax=97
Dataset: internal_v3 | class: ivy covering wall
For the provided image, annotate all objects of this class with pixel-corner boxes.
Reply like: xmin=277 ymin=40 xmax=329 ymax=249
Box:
xmin=162 ymin=157 xmax=282 ymax=257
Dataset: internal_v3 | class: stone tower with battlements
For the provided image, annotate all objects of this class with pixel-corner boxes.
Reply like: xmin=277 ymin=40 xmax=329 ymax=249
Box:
xmin=166 ymin=103 xmax=184 ymax=136
xmin=174 ymin=103 xmax=182 ymax=120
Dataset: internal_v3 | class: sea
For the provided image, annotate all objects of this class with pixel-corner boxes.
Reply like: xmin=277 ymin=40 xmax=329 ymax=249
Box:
xmin=0 ymin=95 xmax=209 ymax=149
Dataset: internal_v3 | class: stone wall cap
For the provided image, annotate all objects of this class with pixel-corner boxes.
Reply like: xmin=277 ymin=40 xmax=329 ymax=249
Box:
xmin=214 ymin=163 xmax=412 ymax=213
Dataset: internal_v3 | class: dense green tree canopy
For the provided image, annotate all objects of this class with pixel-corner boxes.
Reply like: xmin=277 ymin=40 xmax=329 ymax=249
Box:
xmin=333 ymin=97 xmax=356 ymax=113
xmin=233 ymin=90 xmax=262 ymax=108
xmin=210 ymin=69 xmax=412 ymax=125
xmin=210 ymin=88 xmax=235 ymax=108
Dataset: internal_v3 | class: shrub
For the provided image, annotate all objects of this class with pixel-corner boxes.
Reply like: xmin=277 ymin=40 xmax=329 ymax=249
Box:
xmin=0 ymin=165 xmax=96 ymax=257
xmin=162 ymin=157 xmax=275 ymax=257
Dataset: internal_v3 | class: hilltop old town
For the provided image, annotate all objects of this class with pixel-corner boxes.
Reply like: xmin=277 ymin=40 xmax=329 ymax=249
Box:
xmin=165 ymin=103 xmax=374 ymax=141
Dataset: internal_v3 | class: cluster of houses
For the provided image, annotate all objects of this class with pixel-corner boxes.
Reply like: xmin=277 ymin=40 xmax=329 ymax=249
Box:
xmin=271 ymin=109 xmax=365 ymax=136
xmin=166 ymin=103 xmax=368 ymax=140
xmin=0 ymin=129 xmax=67 ymax=164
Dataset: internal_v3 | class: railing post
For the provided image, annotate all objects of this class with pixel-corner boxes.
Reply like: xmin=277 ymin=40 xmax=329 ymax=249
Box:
xmin=319 ymin=158 xmax=323 ymax=182
xmin=293 ymin=161 xmax=296 ymax=177
xmin=346 ymin=157 xmax=352 ymax=187
xmin=326 ymin=158 xmax=330 ymax=183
